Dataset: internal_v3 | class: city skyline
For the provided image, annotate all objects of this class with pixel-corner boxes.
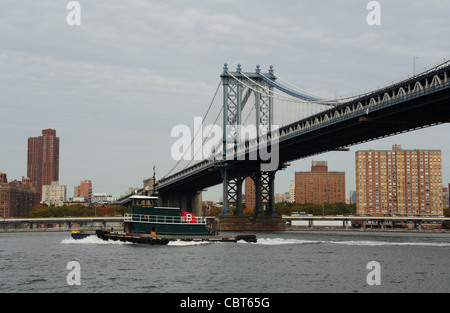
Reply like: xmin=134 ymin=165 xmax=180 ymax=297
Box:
xmin=2 ymin=128 xmax=449 ymax=206
xmin=1 ymin=1 xmax=450 ymax=200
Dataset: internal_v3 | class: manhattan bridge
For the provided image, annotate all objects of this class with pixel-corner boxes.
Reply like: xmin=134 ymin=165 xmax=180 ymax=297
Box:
xmin=132 ymin=60 xmax=450 ymax=218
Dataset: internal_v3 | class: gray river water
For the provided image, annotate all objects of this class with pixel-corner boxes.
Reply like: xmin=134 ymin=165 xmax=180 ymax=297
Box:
xmin=0 ymin=230 xmax=449 ymax=293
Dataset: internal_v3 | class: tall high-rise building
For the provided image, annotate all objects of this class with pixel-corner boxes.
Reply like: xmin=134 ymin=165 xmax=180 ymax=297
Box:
xmin=27 ymin=129 xmax=60 ymax=194
xmin=355 ymin=145 xmax=443 ymax=216
xmin=295 ymin=161 xmax=345 ymax=204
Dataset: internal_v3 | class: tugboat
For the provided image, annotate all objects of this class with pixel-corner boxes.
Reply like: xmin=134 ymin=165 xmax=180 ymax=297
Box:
xmin=95 ymin=195 xmax=257 ymax=245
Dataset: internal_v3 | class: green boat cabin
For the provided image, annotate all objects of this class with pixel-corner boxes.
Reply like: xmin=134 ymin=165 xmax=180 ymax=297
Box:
xmin=124 ymin=195 xmax=210 ymax=236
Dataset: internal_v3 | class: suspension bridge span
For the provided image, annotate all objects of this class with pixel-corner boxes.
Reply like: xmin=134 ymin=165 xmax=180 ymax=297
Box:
xmin=149 ymin=61 xmax=450 ymax=218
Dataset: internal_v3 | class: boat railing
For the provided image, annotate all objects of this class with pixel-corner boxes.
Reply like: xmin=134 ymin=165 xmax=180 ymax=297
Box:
xmin=124 ymin=213 xmax=207 ymax=225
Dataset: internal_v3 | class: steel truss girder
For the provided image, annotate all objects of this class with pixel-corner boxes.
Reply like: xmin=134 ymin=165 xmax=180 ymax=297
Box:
xmin=220 ymin=64 xmax=278 ymax=216
xmin=256 ymin=87 xmax=273 ymax=137
xmin=221 ymin=64 xmax=275 ymax=159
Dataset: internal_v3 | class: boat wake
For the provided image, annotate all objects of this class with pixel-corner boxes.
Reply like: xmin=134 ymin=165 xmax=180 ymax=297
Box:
xmin=61 ymin=236 xmax=131 ymax=245
xmin=167 ymin=240 xmax=212 ymax=246
xmin=61 ymin=235 xmax=450 ymax=248
xmin=62 ymin=236 xmax=217 ymax=246
xmin=329 ymin=240 xmax=450 ymax=247
xmin=240 ymin=237 xmax=450 ymax=247
xmin=241 ymin=238 xmax=321 ymax=245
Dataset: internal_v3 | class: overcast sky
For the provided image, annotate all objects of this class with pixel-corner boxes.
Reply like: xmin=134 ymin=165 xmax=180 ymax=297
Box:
xmin=1 ymin=0 xmax=450 ymax=200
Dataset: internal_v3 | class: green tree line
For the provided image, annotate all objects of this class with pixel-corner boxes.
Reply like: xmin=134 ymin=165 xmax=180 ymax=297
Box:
xmin=28 ymin=204 xmax=131 ymax=218
xmin=205 ymin=202 xmax=356 ymax=217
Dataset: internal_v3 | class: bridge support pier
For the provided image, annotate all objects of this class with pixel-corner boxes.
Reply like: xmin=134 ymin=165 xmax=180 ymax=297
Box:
xmin=219 ymin=164 xmax=278 ymax=218
xmin=220 ymin=168 xmax=246 ymax=216
xmin=158 ymin=191 xmax=203 ymax=216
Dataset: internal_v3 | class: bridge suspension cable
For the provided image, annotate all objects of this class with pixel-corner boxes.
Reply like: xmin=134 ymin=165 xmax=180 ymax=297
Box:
xmin=161 ymin=80 xmax=222 ymax=180
xmin=272 ymin=73 xmax=325 ymax=101
xmin=183 ymin=91 xmax=225 ymax=169
xmin=228 ymin=69 xmax=337 ymax=106
xmin=227 ymin=70 xmax=333 ymax=127
xmin=258 ymin=73 xmax=324 ymax=102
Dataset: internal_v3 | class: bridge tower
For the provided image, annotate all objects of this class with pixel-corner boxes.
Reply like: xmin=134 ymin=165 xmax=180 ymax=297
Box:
xmin=219 ymin=64 xmax=279 ymax=217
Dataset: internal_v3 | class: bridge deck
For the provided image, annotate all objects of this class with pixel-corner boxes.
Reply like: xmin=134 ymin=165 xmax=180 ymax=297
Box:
xmin=156 ymin=63 xmax=450 ymax=193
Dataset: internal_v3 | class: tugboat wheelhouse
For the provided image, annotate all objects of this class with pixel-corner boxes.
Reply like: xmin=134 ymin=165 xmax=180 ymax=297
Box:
xmin=124 ymin=195 xmax=211 ymax=236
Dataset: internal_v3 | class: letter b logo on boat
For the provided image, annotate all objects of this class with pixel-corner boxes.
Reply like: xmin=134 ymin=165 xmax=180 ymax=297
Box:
xmin=181 ymin=211 xmax=197 ymax=224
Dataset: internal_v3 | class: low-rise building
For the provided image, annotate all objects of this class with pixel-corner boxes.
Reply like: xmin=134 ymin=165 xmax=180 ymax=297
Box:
xmin=41 ymin=181 xmax=67 ymax=206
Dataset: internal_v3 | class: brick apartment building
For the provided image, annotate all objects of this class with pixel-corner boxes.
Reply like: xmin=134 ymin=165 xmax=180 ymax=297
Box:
xmin=27 ymin=129 xmax=60 ymax=194
xmin=244 ymin=177 xmax=256 ymax=210
xmin=0 ymin=172 xmax=40 ymax=218
xmin=74 ymin=180 xmax=92 ymax=203
xmin=444 ymin=184 xmax=449 ymax=209
xmin=295 ymin=161 xmax=346 ymax=205
xmin=355 ymin=145 xmax=443 ymax=216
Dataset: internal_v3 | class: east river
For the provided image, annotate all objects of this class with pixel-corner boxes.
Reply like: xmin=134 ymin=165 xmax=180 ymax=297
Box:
xmin=0 ymin=230 xmax=449 ymax=293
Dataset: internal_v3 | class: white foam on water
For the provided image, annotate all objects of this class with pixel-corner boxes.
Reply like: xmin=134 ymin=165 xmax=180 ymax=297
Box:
xmin=62 ymin=236 xmax=210 ymax=246
xmin=167 ymin=240 xmax=211 ymax=246
xmin=61 ymin=236 xmax=131 ymax=245
xmin=240 ymin=237 xmax=450 ymax=247
xmin=329 ymin=240 xmax=450 ymax=247
xmin=240 ymin=238 xmax=323 ymax=245
xmin=61 ymin=235 xmax=450 ymax=248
